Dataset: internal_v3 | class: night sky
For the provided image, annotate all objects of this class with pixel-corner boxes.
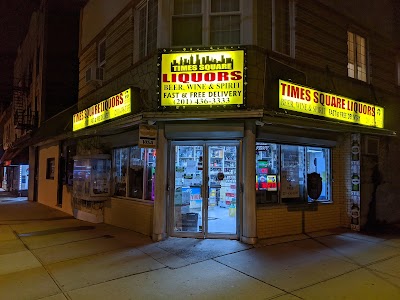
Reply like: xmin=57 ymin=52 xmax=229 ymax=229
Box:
xmin=0 ymin=0 xmax=39 ymax=107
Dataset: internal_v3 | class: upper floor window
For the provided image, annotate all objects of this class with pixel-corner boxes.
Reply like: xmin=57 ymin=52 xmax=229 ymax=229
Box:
xmin=210 ymin=0 xmax=240 ymax=45
xmin=172 ymin=0 xmax=241 ymax=47
xmin=347 ymin=31 xmax=367 ymax=82
xmin=272 ymin=0 xmax=295 ymax=57
xmin=98 ymin=38 xmax=106 ymax=67
xmin=172 ymin=0 xmax=202 ymax=46
xmin=137 ymin=0 xmax=158 ymax=60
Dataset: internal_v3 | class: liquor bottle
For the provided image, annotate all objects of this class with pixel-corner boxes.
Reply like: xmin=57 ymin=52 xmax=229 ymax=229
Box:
xmin=351 ymin=173 xmax=360 ymax=191
xmin=351 ymin=140 xmax=360 ymax=161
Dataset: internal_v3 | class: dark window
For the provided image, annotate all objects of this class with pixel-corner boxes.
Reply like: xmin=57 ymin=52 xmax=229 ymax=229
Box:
xmin=46 ymin=158 xmax=55 ymax=180
xmin=98 ymin=39 xmax=106 ymax=66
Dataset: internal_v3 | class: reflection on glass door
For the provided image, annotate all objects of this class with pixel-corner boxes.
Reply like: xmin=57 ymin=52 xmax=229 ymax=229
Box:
xmin=173 ymin=145 xmax=204 ymax=234
xmin=171 ymin=143 xmax=238 ymax=238
xmin=207 ymin=145 xmax=237 ymax=235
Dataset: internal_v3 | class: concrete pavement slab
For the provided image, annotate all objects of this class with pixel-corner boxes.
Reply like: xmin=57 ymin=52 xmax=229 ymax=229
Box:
xmin=0 ymin=250 xmax=42 ymax=276
xmin=256 ymin=234 xmax=309 ymax=247
xmin=293 ymin=268 xmax=400 ymax=299
xmin=382 ymin=237 xmax=400 ymax=249
xmin=94 ymin=224 xmax=154 ymax=247
xmin=39 ymin=294 xmax=68 ymax=300
xmin=155 ymin=237 xmax=252 ymax=264
xmin=154 ymin=253 xmax=192 ymax=269
xmin=367 ymin=255 xmax=400 ymax=278
xmin=341 ymin=232 xmax=387 ymax=243
xmin=11 ymin=218 xmax=90 ymax=235
xmin=272 ymin=294 xmax=303 ymax=300
xmin=0 ymin=225 xmax=17 ymax=241
xmin=47 ymin=247 xmax=166 ymax=291
xmin=313 ymin=234 xmax=400 ymax=265
xmin=21 ymin=228 xmax=107 ymax=250
xmin=214 ymin=243 xmax=359 ymax=292
xmin=0 ymin=267 xmax=61 ymax=300
xmin=137 ymin=243 xmax=174 ymax=260
xmin=21 ymin=222 xmax=152 ymax=250
xmin=289 ymin=237 xmax=363 ymax=264
xmin=0 ymin=238 xmax=27 ymax=255
xmin=0 ymin=201 xmax=71 ymax=224
xmin=32 ymin=235 xmax=131 ymax=265
xmin=66 ymin=259 xmax=284 ymax=300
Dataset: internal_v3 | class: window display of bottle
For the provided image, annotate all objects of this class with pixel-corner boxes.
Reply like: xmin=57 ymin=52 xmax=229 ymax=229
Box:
xmin=351 ymin=140 xmax=360 ymax=161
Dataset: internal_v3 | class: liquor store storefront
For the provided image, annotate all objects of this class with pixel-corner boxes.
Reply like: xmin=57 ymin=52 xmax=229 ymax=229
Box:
xmin=69 ymin=48 xmax=394 ymax=244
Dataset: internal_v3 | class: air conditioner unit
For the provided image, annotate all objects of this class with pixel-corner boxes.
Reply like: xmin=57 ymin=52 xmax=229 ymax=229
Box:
xmin=85 ymin=67 xmax=104 ymax=84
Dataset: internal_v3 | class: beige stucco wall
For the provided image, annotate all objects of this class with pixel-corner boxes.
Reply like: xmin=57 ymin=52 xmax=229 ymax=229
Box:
xmin=37 ymin=144 xmax=73 ymax=215
xmin=37 ymin=144 xmax=58 ymax=207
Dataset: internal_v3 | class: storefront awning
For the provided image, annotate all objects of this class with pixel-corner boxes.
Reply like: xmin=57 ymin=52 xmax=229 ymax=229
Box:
xmin=262 ymin=111 xmax=397 ymax=137
xmin=29 ymin=105 xmax=76 ymax=146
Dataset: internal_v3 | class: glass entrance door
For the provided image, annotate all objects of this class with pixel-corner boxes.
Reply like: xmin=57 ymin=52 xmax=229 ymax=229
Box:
xmin=170 ymin=142 xmax=239 ymax=239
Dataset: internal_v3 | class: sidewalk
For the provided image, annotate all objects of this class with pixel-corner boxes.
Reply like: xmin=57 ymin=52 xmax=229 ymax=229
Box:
xmin=0 ymin=198 xmax=399 ymax=299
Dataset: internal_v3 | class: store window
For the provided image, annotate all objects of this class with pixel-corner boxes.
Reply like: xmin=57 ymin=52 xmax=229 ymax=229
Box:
xmin=347 ymin=31 xmax=367 ymax=82
xmin=256 ymin=142 xmax=331 ymax=205
xmin=172 ymin=0 xmax=241 ymax=46
xmin=272 ymin=0 xmax=295 ymax=57
xmin=113 ymin=146 xmax=156 ymax=200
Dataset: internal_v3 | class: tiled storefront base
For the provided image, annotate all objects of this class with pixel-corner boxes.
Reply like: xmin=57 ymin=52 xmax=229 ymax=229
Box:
xmin=256 ymin=203 xmax=342 ymax=239
xmin=104 ymin=197 xmax=153 ymax=236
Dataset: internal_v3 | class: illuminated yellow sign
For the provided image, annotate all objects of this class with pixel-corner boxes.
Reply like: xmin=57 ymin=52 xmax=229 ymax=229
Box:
xmin=73 ymin=88 xmax=131 ymax=131
xmin=160 ymin=50 xmax=244 ymax=107
xmin=279 ymin=80 xmax=384 ymax=128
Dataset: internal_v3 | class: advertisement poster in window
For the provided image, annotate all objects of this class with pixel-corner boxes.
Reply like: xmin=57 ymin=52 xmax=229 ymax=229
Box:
xmin=350 ymin=133 xmax=361 ymax=231
xmin=281 ymin=147 xmax=300 ymax=198
xmin=266 ymin=175 xmax=277 ymax=191
xmin=281 ymin=171 xmax=299 ymax=198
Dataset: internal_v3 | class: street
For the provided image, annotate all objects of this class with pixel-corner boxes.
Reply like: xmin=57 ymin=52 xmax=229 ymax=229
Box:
xmin=0 ymin=194 xmax=399 ymax=299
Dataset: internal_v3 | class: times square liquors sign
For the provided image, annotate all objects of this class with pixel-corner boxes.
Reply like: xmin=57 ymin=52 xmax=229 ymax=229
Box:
xmin=159 ymin=49 xmax=245 ymax=108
